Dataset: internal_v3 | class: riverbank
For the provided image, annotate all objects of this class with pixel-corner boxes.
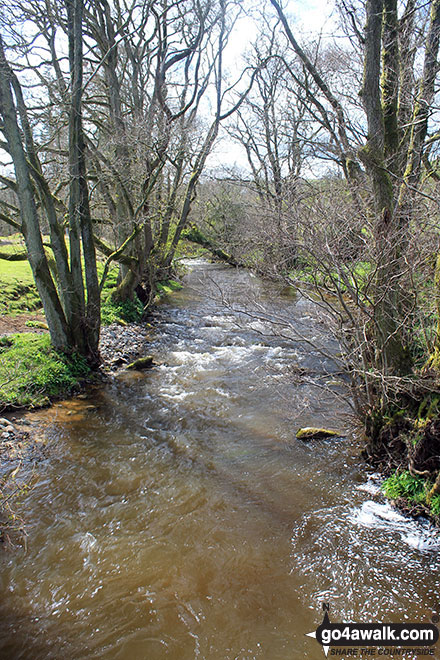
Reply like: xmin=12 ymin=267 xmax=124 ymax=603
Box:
xmin=2 ymin=256 xmax=440 ymax=541
xmin=0 ymin=275 xmax=183 ymax=412
xmin=363 ymin=411 xmax=440 ymax=526
xmin=0 ymin=267 xmax=185 ymax=543
xmin=1 ymin=258 xmax=438 ymax=658
xmin=0 ymin=233 xmax=187 ymax=410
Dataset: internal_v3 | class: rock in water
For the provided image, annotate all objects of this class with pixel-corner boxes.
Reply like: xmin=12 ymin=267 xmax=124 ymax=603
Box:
xmin=296 ymin=427 xmax=342 ymax=440
xmin=126 ymin=356 xmax=154 ymax=370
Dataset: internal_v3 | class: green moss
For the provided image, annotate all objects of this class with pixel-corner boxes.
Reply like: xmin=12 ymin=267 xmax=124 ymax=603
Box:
xmin=156 ymin=279 xmax=183 ymax=296
xmin=430 ymin=494 xmax=440 ymax=516
xmin=417 ymin=395 xmax=440 ymax=421
xmin=382 ymin=469 xmax=440 ymax=517
xmin=126 ymin=355 xmax=154 ymax=370
xmin=296 ymin=427 xmax=341 ymax=440
xmin=100 ymin=293 xmax=143 ymax=325
xmin=25 ymin=320 xmax=48 ymax=329
xmin=0 ymin=333 xmax=91 ymax=409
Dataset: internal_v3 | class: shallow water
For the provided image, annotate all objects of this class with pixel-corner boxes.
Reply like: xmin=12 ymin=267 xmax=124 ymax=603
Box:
xmin=1 ymin=260 xmax=439 ymax=659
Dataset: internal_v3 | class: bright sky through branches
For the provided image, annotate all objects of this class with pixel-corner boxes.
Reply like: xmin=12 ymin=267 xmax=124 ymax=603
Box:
xmin=209 ymin=0 xmax=337 ymax=172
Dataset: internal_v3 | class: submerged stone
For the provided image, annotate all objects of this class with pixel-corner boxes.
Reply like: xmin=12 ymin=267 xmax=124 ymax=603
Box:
xmin=296 ymin=427 xmax=341 ymax=440
xmin=126 ymin=356 xmax=154 ymax=370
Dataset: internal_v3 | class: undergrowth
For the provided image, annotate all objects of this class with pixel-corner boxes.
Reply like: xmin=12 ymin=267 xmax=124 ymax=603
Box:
xmin=0 ymin=334 xmax=91 ymax=409
xmin=156 ymin=279 xmax=183 ymax=296
xmin=382 ymin=470 xmax=440 ymax=518
xmin=101 ymin=296 xmax=144 ymax=325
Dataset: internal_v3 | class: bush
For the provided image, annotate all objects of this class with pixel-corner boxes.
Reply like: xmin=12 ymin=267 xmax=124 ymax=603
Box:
xmin=383 ymin=470 xmax=427 ymax=503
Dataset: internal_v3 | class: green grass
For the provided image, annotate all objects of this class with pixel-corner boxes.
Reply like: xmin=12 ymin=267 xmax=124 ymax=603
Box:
xmin=0 ymin=334 xmax=91 ymax=409
xmin=0 ymin=280 xmax=42 ymax=315
xmin=382 ymin=469 xmax=440 ymax=518
xmin=0 ymin=233 xmax=28 ymax=254
xmin=100 ymin=277 xmax=183 ymax=324
xmin=156 ymin=279 xmax=183 ymax=296
xmin=0 ymin=247 xmax=135 ymax=323
xmin=100 ymin=295 xmax=143 ymax=325
xmin=99 ymin=264 xmax=145 ymax=325
xmin=0 ymin=239 xmax=42 ymax=314
xmin=0 ymin=235 xmax=183 ymax=327
xmin=0 ymin=235 xmax=35 ymax=280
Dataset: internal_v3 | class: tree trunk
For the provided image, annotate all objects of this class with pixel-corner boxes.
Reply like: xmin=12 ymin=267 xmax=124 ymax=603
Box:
xmin=66 ymin=0 xmax=100 ymax=362
xmin=360 ymin=0 xmax=411 ymax=376
xmin=0 ymin=37 xmax=72 ymax=350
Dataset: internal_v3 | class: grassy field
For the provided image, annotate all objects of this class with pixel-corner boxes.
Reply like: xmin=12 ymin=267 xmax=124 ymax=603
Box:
xmin=0 ymin=235 xmax=42 ymax=316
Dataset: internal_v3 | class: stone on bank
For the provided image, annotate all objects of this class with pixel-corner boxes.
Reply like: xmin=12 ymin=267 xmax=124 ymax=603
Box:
xmin=296 ymin=427 xmax=342 ymax=440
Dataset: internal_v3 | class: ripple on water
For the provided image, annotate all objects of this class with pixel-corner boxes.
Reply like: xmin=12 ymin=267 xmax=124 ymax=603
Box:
xmin=1 ymin=261 xmax=438 ymax=660
xmin=351 ymin=500 xmax=440 ymax=551
xmin=289 ymin=491 xmax=440 ymax=621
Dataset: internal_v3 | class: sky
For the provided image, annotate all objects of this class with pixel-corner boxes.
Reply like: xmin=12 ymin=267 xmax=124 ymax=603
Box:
xmin=207 ymin=0 xmax=338 ymax=172
xmin=0 ymin=0 xmax=338 ymax=178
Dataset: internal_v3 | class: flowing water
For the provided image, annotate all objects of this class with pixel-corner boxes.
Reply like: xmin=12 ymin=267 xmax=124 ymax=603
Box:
xmin=1 ymin=260 xmax=439 ymax=660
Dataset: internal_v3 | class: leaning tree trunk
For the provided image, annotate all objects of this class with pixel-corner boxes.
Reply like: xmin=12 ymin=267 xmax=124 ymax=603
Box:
xmin=0 ymin=4 xmax=101 ymax=364
xmin=66 ymin=0 xmax=100 ymax=363
xmin=359 ymin=0 xmax=411 ymax=376
xmin=0 ymin=37 xmax=72 ymax=350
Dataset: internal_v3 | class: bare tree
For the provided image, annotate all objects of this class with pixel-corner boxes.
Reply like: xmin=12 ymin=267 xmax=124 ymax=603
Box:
xmin=0 ymin=0 xmax=257 ymax=355
xmin=0 ymin=0 xmax=100 ymax=362
xmin=265 ymin=0 xmax=440 ymax=382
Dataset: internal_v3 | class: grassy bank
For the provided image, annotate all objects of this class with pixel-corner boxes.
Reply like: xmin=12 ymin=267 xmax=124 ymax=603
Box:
xmin=365 ymin=403 xmax=440 ymax=525
xmin=0 ymin=237 xmax=41 ymax=316
xmin=0 ymin=233 xmax=185 ymax=409
xmin=383 ymin=470 xmax=440 ymax=521
xmin=0 ymin=274 xmax=182 ymax=410
xmin=0 ymin=334 xmax=91 ymax=410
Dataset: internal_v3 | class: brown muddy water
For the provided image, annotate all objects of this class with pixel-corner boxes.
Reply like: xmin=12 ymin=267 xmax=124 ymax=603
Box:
xmin=1 ymin=260 xmax=439 ymax=660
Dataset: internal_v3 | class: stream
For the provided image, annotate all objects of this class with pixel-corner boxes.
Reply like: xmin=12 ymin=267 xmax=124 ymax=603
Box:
xmin=1 ymin=259 xmax=439 ymax=659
